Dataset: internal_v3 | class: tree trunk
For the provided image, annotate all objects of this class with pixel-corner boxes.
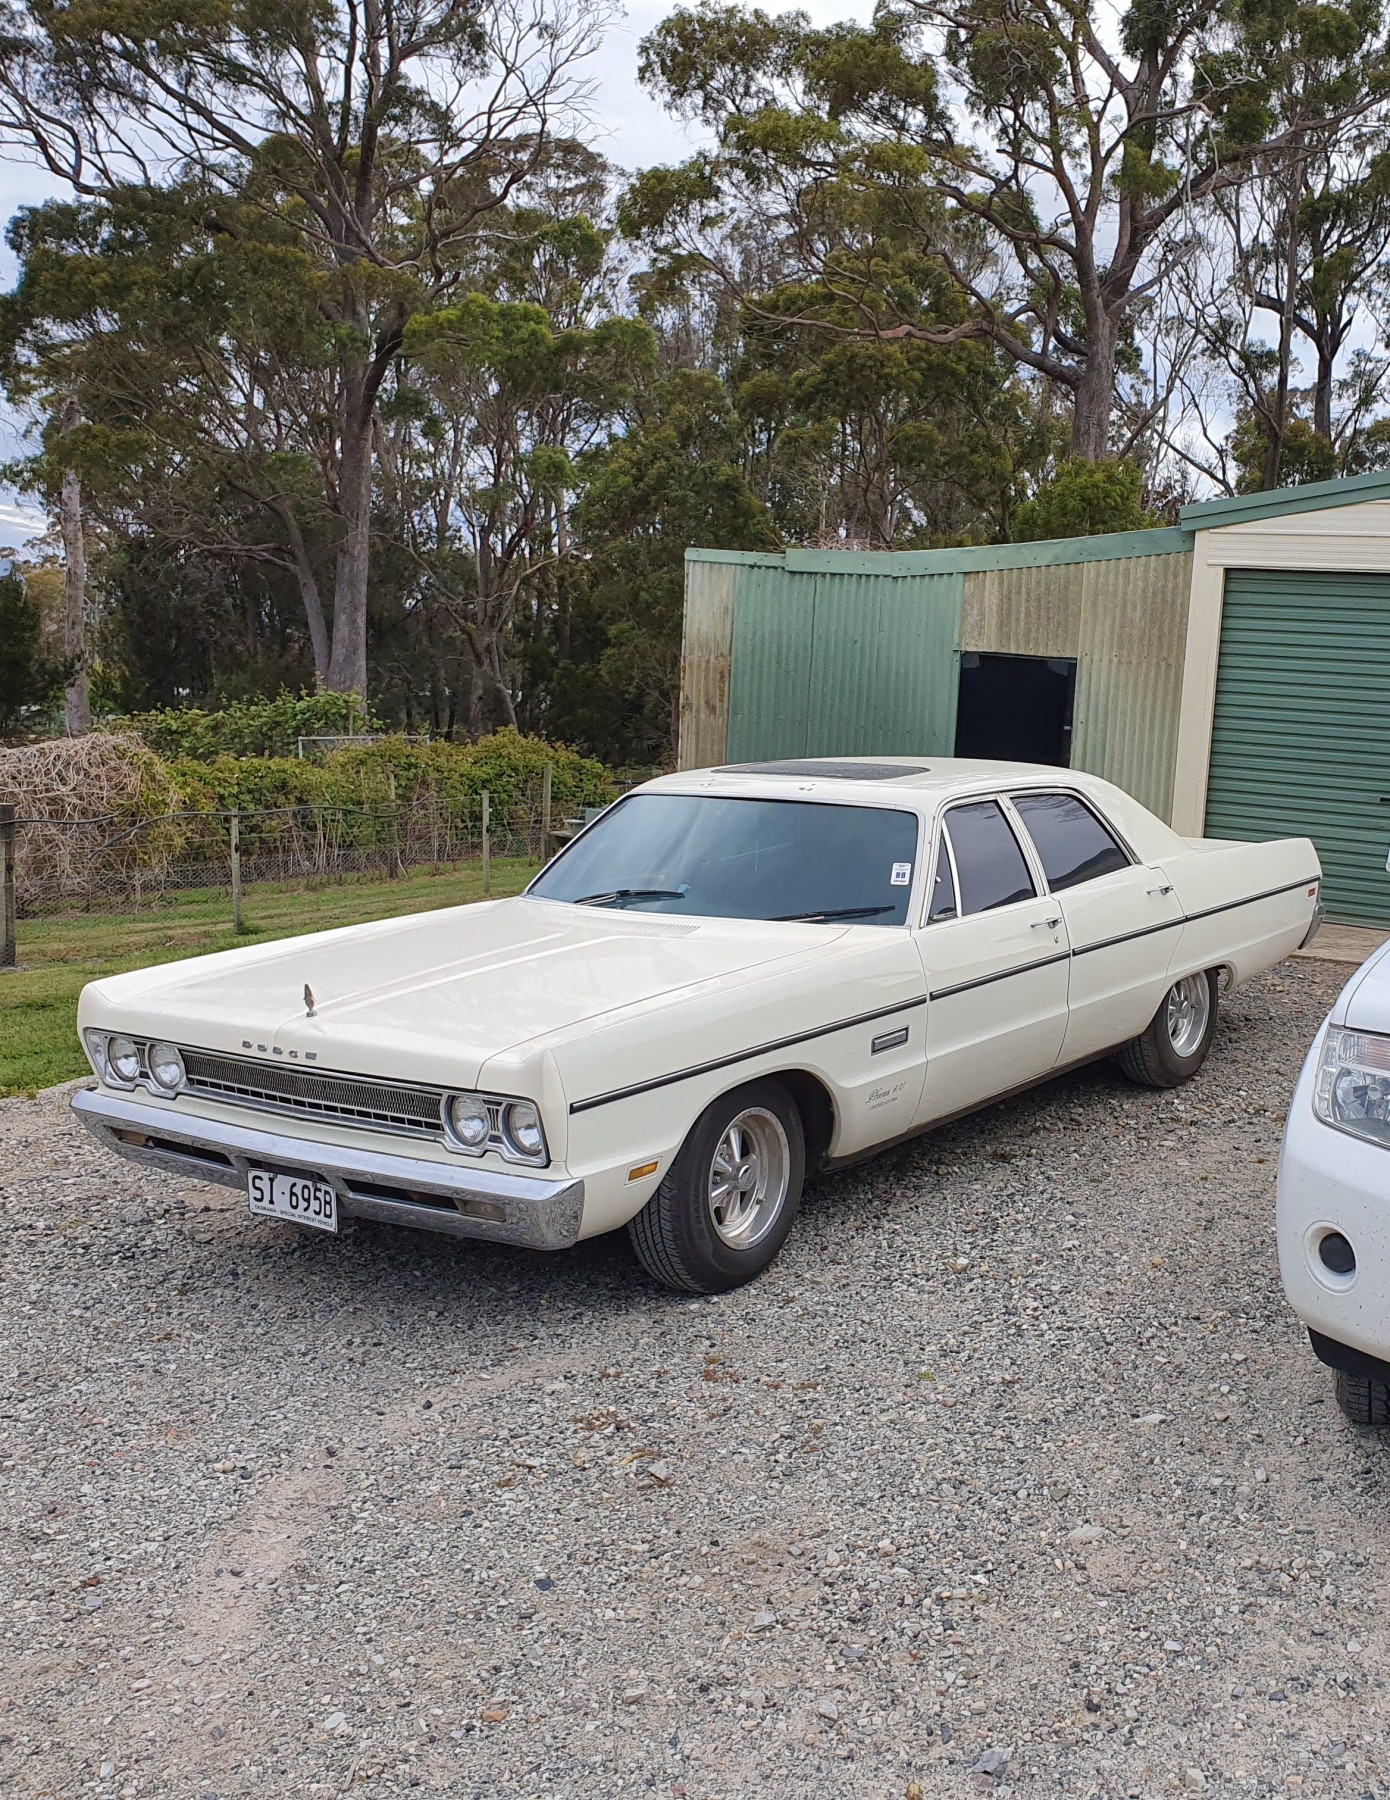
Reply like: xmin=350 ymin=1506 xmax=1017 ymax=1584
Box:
xmin=1313 ymin=338 xmax=1336 ymax=445
xmin=1263 ymin=159 xmax=1305 ymax=492
xmin=1070 ymin=316 xmax=1117 ymax=460
xmin=274 ymin=499 xmax=331 ymax=682
xmin=325 ymin=377 xmax=373 ymax=697
xmin=58 ymin=459 xmax=91 ymax=734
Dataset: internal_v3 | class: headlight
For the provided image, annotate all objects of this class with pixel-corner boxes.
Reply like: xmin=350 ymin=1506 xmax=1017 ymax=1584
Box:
xmin=107 ymin=1035 xmax=142 ymax=1086
xmin=1315 ymin=1025 xmax=1390 ymax=1147
xmin=446 ymin=1093 xmax=491 ymax=1150
xmin=505 ymin=1100 xmax=546 ymax=1161
xmin=147 ymin=1042 xmax=186 ymax=1094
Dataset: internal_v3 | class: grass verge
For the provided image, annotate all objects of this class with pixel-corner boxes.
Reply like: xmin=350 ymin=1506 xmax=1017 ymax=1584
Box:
xmin=0 ymin=859 xmax=538 ymax=1098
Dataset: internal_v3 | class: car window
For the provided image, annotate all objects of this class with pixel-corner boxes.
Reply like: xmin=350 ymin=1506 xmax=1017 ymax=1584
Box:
xmin=943 ymin=801 xmax=1036 ymax=915
xmin=528 ymin=793 xmax=920 ymax=925
xmin=927 ymin=835 xmax=957 ymax=922
xmin=1011 ymin=791 xmax=1130 ymax=892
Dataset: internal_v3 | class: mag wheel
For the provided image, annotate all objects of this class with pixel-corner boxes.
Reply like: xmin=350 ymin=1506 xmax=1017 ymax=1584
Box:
xmin=627 ymin=1078 xmax=805 ymax=1294
xmin=1116 ymin=971 xmax=1218 ymax=1089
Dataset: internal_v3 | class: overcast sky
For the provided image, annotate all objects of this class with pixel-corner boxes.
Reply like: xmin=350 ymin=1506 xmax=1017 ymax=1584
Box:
xmin=0 ymin=0 xmax=874 ymax=548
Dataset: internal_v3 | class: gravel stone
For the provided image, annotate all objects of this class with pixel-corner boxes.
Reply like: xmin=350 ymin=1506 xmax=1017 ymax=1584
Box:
xmin=3 ymin=960 xmax=1389 ymax=1797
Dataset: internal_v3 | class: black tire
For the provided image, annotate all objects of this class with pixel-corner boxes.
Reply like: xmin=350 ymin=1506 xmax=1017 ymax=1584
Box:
xmin=1335 ymin=1369 xmax=1390 ymax=1429
xmin=627 ymin=1078 xmax=805 ymax=1294
xmin=1115 ymin=970 xmax=1219 ymax=1089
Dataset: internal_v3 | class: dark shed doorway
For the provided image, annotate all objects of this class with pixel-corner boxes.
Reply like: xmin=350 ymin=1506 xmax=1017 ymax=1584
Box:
xmin=954 ymin=652 xmax=1077 ymax=767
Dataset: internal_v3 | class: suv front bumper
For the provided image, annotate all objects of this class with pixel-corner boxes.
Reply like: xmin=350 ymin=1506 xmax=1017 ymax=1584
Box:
xmin=71 ymin=1085 xmax=584 ymax=1252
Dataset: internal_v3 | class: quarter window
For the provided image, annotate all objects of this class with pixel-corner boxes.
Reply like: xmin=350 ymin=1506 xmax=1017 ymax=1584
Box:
xmin=1012 ymin=792 xmax=1130 ymax=892
xmin=928 ymin=836 xmax=957 ymax=922
xmin=943 ymin=801 xmax=1036 ymax=915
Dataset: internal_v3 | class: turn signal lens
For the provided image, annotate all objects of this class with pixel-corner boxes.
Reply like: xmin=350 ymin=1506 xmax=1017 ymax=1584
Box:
xmin=108 ymin=1035 xmax=142 ymax=1085
xmin=83 ymin=1029 xmax=111 ymax=1080
xmin=148 ymin=1042 xmax=186 ymax=1094
xmin=446 ymin=1094 xmax=490 ymax=1149
xmin=505 ymin=1101 xmax=545 ymax=1160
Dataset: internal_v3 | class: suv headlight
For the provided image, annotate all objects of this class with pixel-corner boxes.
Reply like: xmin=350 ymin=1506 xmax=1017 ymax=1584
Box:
xmin=1314 ymin=1026 xmax=1390 ymax=1147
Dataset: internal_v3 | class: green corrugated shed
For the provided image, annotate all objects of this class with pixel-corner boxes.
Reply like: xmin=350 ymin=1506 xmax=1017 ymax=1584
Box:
xmin=682 ymin=528 xmax=1195 ymax=821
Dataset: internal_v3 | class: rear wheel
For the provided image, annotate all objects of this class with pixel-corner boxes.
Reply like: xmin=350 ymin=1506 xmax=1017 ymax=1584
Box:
xmin=627 ymin=1079 xmax=805 ymax=1294
xmin=1334 ymin=1368 xmax=1390 ymax=1429
xmin=1116 ymin=970 xmax=1218 ymax=1088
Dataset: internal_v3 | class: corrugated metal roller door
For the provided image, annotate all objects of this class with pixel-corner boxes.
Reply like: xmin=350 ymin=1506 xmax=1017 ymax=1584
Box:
xmin=1205 ymin=568 xmax=1390 ymax=925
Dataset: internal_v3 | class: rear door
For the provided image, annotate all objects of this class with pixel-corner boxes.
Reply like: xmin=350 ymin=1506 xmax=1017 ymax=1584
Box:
xmin=914 ymin=798 xmax=1071 ymax=1124
xmin=1010 ymin=789 xmax=1184 ymax=1065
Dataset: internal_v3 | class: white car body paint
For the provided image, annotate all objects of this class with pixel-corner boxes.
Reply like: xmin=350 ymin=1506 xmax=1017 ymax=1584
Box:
xmin=1278 ymin=938 xmax=1390 ymax=1370
xmin=73 ymin=758 xmax=1321 ymax=1254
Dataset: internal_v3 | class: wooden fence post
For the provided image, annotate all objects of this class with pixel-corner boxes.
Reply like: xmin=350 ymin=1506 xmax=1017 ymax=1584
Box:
xmin=230 ymin=811 xmax=243 ymax=934
xmin=541 ymin=763 xmax=553 ymax=863
xmin=387 ymin=769 xmax=401 ymax=878
xmin=0 ymin=805 xmax=16 ymax=970
xmin=481 ymin=789 xmax=491 ymax=896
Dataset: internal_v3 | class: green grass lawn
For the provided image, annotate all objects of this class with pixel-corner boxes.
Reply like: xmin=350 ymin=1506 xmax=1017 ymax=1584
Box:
xmin=0 ymin=858 xmax=539 ymax=1098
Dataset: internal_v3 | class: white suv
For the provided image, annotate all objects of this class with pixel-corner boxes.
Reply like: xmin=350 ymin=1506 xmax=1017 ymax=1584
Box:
xmin=1278 ymin=937 xmax=1390 ymax=1426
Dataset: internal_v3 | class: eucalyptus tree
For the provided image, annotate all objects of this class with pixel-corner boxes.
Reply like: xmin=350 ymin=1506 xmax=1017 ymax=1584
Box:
xmin=625 ymin=0 xmax=1386 ymax=461
xmin=0 ymin=0 xmax=607 ymax=695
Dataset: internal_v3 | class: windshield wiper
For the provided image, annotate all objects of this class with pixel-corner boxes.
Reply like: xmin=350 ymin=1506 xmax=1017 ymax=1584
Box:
xmin=572 ymin=888 xmax=686 ymax=907
xmin=774 ymin=905 xmax=896 ymax=922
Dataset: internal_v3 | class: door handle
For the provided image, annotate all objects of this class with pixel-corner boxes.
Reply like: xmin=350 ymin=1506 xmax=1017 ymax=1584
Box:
xmin=1032 ymin=916 xmax=1061 ymax=930
xmin=1147 ymin=884 xmax=1173 ymax=896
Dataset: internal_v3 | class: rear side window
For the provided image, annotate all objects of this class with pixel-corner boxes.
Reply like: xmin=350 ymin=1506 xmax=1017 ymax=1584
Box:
xmin=943 ymin=801 xmax=1036 ymax=915
xmin=1012 ymin=792 xmax=1130 ymax=892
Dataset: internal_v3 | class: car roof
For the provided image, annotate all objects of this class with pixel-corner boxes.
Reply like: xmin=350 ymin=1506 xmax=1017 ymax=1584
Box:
xmin=643 ymin=756 xmax=1107 ymax=804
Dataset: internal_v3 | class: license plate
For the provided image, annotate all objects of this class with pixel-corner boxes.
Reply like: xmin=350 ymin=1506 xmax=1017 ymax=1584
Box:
xmin=247 ymin=1168 xmax=338 ymax=1233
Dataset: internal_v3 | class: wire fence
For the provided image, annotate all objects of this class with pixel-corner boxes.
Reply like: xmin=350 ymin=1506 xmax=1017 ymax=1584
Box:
xmin=0 ymin=766 xmax=627 ymax=961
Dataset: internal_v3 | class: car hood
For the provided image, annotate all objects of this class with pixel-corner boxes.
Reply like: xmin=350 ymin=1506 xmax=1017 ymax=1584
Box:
xmin=1336 ymin=934 xmax=1390 ymax=1032
xmin=80 ymin=895 xmax=852 ymax=1089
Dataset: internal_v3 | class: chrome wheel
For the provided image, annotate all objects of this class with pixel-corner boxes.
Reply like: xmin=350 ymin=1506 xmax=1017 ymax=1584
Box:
xmin=707 ymin=1106 xmax=790 ymax=1250
xmin=1165 ymin=975 xmax=1210 ymax=1059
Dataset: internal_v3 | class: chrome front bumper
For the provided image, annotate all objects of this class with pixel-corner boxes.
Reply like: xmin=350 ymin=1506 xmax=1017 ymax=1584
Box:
xmin=71 ymin=1086 xmax=584 ymax=1252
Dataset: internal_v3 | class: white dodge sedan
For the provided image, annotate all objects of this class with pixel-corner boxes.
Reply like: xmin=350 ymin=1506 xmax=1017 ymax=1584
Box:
xmin=1278 ymin=938 xmax=1390 ymax=1427
xmin=74 ymin=758 xmax=1321 ymax=1293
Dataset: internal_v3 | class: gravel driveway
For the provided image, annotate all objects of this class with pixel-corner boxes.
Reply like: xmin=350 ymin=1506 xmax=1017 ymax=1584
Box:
xmin=3 ymin=958 xmax=1389 ymax=1800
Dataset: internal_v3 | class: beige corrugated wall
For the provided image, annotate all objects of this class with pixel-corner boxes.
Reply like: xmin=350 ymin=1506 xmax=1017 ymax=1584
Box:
xmin=1070 ymin=552 xmax=1193 ymax=822
xmin=677 ymin=559 xmax=737 ymax=769
xmin=960 ymin=563 xmax=1084 ymax=657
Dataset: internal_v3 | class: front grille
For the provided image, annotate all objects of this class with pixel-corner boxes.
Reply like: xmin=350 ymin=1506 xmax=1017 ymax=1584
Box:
xmin=180 ymin=1049 xmax=444 ymax=1141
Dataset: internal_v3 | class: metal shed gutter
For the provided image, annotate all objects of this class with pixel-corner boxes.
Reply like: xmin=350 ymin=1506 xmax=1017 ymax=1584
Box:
xmin=686 ymin=523 xmax=1193 ymax=578
xmin=1179 ymin=470 xmax=1390 ymax=532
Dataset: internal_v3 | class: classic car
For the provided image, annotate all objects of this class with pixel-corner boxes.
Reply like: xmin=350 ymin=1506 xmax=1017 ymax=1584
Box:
xmin=1278 ymin=936 xmax=1390 ymax=1427
xmin=73 ymin=757 xmax=1323 ymax=1293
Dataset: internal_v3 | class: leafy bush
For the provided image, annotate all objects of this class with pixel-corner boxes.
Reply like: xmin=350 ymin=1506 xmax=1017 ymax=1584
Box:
xmin=120 ymin=691 xmax=386 ymax=761
xmin=1013 ymin=458 xmax=1155 ymax=542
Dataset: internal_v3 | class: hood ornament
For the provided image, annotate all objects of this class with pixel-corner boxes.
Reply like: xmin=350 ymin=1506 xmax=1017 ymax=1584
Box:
xmin=304 ymin=983 xmax=316 ymax=1017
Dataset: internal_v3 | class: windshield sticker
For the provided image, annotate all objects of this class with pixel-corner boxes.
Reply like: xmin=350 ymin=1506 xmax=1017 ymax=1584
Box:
xmin=890 ymin=862 xmax=912 ymax=886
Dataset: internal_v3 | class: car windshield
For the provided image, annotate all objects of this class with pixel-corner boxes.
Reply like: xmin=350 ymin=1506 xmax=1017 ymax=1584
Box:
xmin=529 ymin=793 xmax=919 ymax=925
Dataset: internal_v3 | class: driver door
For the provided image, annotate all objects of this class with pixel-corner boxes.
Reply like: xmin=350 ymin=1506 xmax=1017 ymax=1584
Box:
xmin=914 ymin=798 xmax=1071 ymax=1125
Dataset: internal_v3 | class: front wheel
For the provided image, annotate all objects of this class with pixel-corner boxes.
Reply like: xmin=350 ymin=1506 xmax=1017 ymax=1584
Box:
xmin=627 ymin=1078 xmax=805 ymax=1294
xmin=1335 ymin=1369 xmax=1390 ymax=1429
xmin=1115 ymin=970 xmax=1218 ymax=1088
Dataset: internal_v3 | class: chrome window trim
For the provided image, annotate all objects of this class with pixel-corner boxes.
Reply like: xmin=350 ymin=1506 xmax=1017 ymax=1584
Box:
xmin=921 ymin=795 xmax=1040 ymax=925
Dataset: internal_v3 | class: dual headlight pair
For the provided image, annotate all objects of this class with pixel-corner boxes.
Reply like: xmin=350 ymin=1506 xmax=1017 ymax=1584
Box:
xmin=85 ymin=1029 xmax=185 ymax=1095
xmin=1315 ymin=1026 xmax=1390 ymax=1148
xmin=443 ymin=1093 xmax=547 ymax=1164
